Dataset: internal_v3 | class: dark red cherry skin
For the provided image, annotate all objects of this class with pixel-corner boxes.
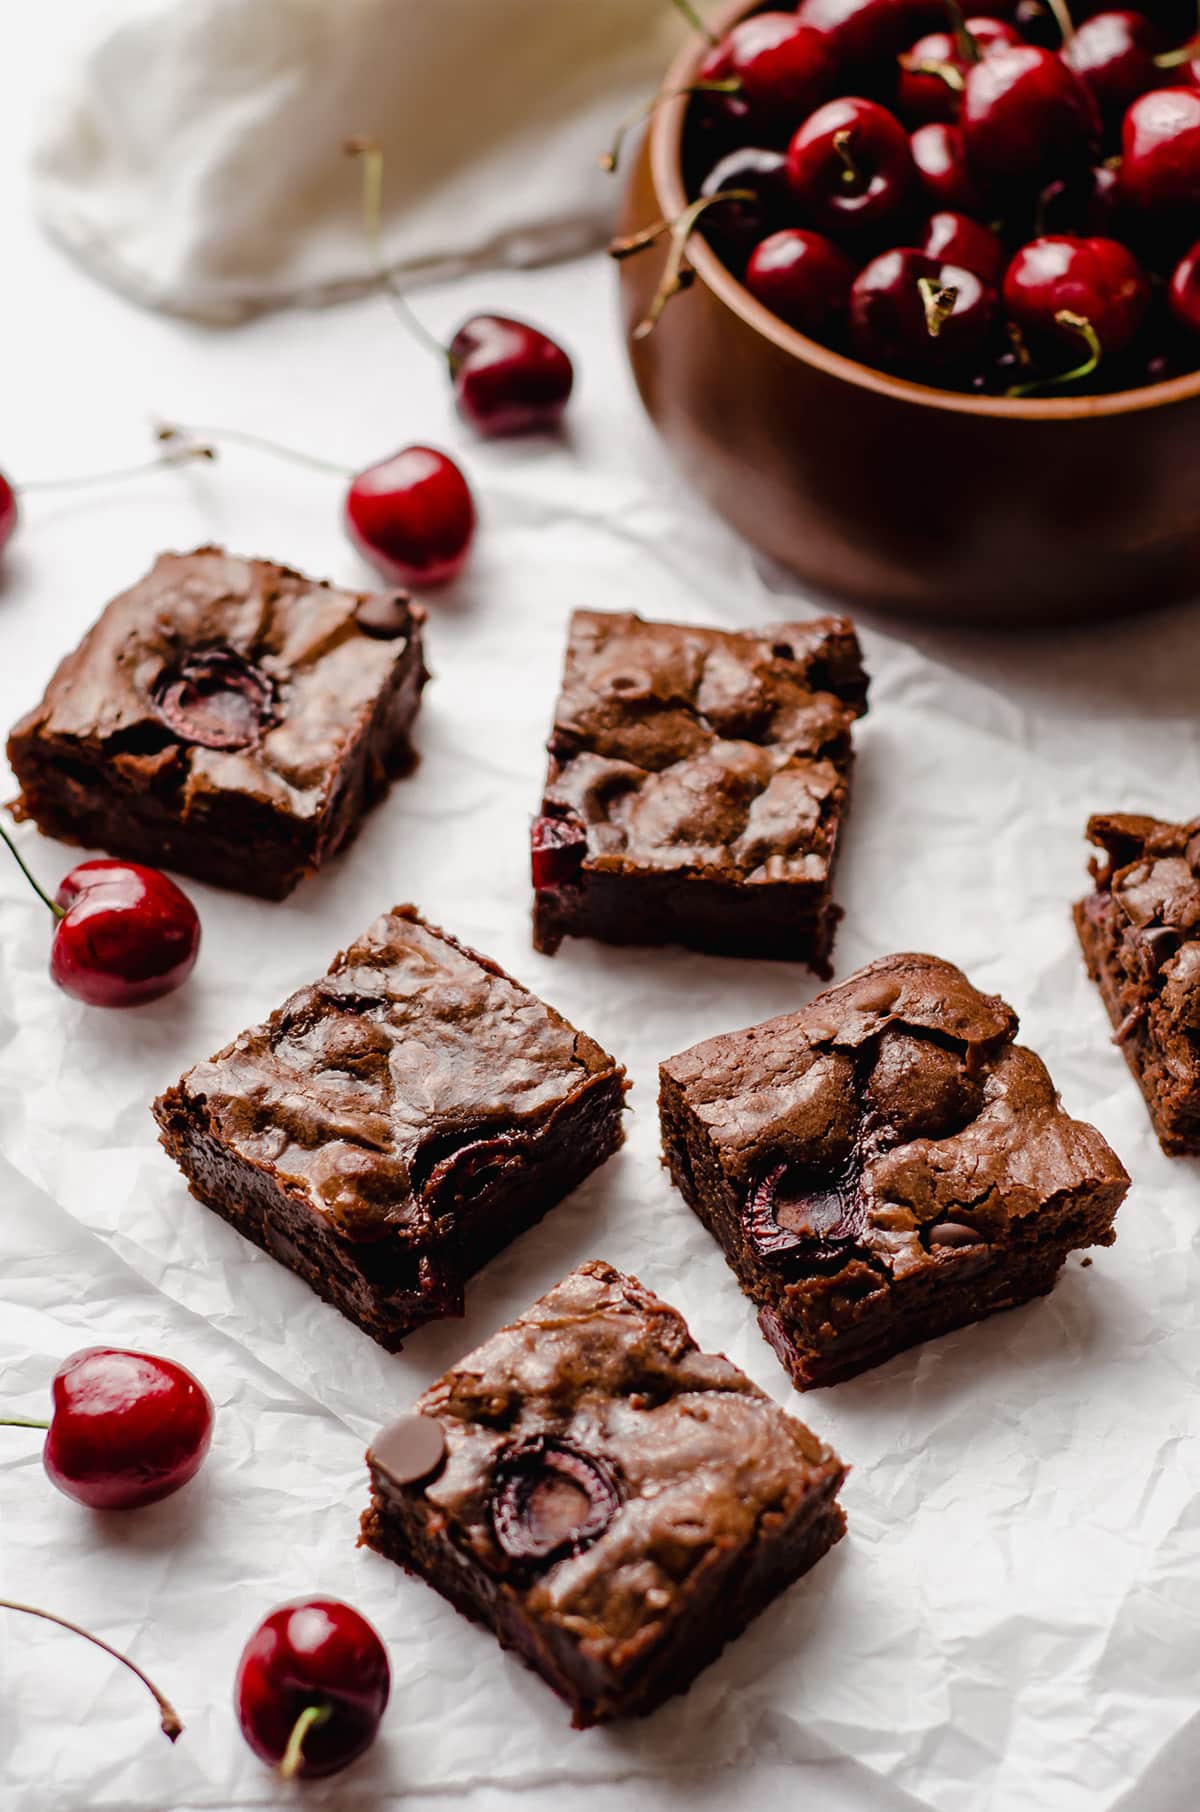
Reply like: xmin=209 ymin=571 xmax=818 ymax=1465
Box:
xmin=448 ymin=316 xmax=572 ymax=437
xmin=530 ymin=814 xmax=587 ymax=889
xmin=961 ymin=46 xmax=1100 ymax=186
xmin=1003 ymin=234 xmax=1152 ymax=356
xmin=897 ymin=18 xmax=1021 ymax=127
xmin=1064 ymin=13 xmax=1163 ymax=134
xmin=745 ymin=228 xmax=858 ymax=333
xmin=797 ymin=0 xmax=948 ymax=65
xmin=919 ymin=210 xmax=1006 ymax=284
xmin=1168 ymin=241 xmax=1200 ymax=334
xmin=1039 ymin=160 xmax=1124 ymax=235
xmin=1120 ymin=88 xmax=1200 ymax=214
xmin=701 ymin=14 xmax=837 ymax=135
xmin=850 ymin=247 xmax=997 ymax=377
xmin=910 ymin=121 xmax=985 ymax=211
xmin=344 ymin=446 xmax=475 ymax=588
xmin=43 ymin=1347 xmax=213 ymax=1510
xmin=0 ymin=472 xmax=16 ymax=554
xmin=787 ymin=97 xmax=915 ymax=234
xmin=698 ymin=147 xmax=793 ymax=262
xmin=50 ymin=861 xmax=200 ymax=1008
xmin=235 ymin=1600 xmax=390 ymax=1781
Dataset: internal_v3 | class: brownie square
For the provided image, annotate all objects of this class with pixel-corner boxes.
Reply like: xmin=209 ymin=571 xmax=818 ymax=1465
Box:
xmin=360 ymin=1259 xmax=846 ymax=1725
xmin=659 ymin=953 xmax=1129 ymax=1390
xmin=1074 ymin=811 xmax=1200 ymax=1156
xmin=153 ymin=909 xmax=627 ymax=1348
xmin=7 ymin=546 xmax=428 ymax=899
xmin=531 ymin=609 xmax=869 ymax=974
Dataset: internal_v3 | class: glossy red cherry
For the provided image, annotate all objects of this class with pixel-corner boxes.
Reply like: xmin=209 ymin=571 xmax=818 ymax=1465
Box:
xmin=236 ymin=1599 xmax=390 ymax=1781
xmin=700 ymin=14 xmax=837 ymax=134
xmin=26 ymin=1347 xmax=214 ymax=1510
xmin=1064 ymin=12 xmax=1164 ymax=132
xmin=1120 ymin=87 xmax=1200 ymax=213
xmin=919 ymin=209 xmax=1006 ymax=283
xmin=897 ymin=18 xmax=1020 ymax=127
xmin=45 ymin=859 xmax=201 ymax=1007
xmin=698 ymin=146 xmax=794 ymax=261
xmin=797 ymin=0 xmax=947 ymax=65
xmin=344 ymin=446 xmax=475 ymax=587
xmin=1003 ymin=234 xmax=1151 ymax=385
xmin=0 ymin=472 xmax=16 ymax=554
xmin=850 ymin=246 xmax=997 ymax=376
xmin=1039 ymin=160 xmax=1124 ymax=234
xmin=1168 ymin=240 xmax=1200 ymax=333
xmin=910 ymin=120 xmax=985 ymax=210
xmin=448 ymin=316 xmax=573 ymax=436
xmin=961 ymin=46 xmax=1100 ymax=185
xmin=787 ymin=97 xmax=915 ymax=233
xmin=745 ymin=228 xmax=858 ymax=332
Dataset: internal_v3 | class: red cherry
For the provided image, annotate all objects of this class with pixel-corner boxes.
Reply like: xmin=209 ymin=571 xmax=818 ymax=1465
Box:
xmin=0 ymin=472 xmax=16 ymax=554
xmin=700 ymin=14 xmax=837 ymax=134
xmin=961 ymin=45 xmax=1100 ymax=185
xmin=897 ymin=18 xmax=1021 ymax=127
xmin=698 ymin=146 xmax=794 ymax=262
xmin=1038 ymin=160 xmax=1124 ymax=234
xmin=1168 ymin=240 xmax=1200 ymax=334
xmin=45 ymin=859 xmax=201 ymax=1007
xmin=531 ymin=814 xmax=588 ymax=889
xmin=1003 ymin=234 xmax=1151 ymax=382
xmin=30 ymin=1347 xmax=214 ymax=1510
xmin=850 ymin=247 xmax=997 ymax=377
xmin=235 ymin=1599 xmax=390 ymax=1781
xmin=796 ymin=0 xmax=948 ymax=65
xmin=787 ymin=97 xmax=915 ymax=234
xmin=1120 ymin=88 xmax=1200 ymax=214
xmin=447 ymin=316 xmax=573 ymax=437
xmin=745 ymin=228 xmax=859 ymax=332
xmin=919 ymin=209 xmax=1007 ymax=284
xmin=1064 ymin=12 xmax=1164 ymax=131
xmin=910 ymin=121 xmax=985 ymax=210
xmin=344 ymin=446 xmax=475 ymax=587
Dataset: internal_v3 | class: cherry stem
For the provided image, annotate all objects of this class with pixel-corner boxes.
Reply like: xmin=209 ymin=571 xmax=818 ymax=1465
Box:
xmin=1043 ymin=0 xmax=1075 ymax=47
xmin=278 ymin=1704 xmax=330 ymax=1781
xmin=0 ymin=1601 xmax=183 ymax=1742
xmin=669 ymin=0 xmax=718 ymax=44
xmin=599 ymin=78 xmax=742 ymax=172
xmin=918 ymin=276 xmax=959 ymax=338
xmin=832 ymin=128 xmax=860 ymax=187
xmin=0 ymin=819 xmax=64 ymax=919
xmin=1156 ymin=36 xmax=1199 ymax=65
xmin=0 ymin=1416 xmax=50 ymax=1429
xmin=1007 ymin=311 xmax=1101 ymax=395
xmin=344 ymin=137 xmax=449 ymax=366
xmin=903 ymin=56 xmax=966 ymax=90
xmin=154 ymin=423 xmax=353 ymax=480
xmin=628 ymin=189 xmax=755 ymax=339
xmin=18 ymin=444 xmax=216 ymax=495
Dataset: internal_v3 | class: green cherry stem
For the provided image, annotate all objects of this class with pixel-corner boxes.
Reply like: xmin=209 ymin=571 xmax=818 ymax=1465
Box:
xmin=278 ymin=1704 xmax=331 ymax=1781
xmin=0 ymin=1416 xmax=50 ymax=1429
xmin=154 ymin=423 xmax=353 ymax=481
xmin=618 ymin=189 xmax=755 ymax=339
xmin=17 ymin=444 xmax=215 ymax=494
xmin=1007 ymin=312 xmax=1101 ymax=395
xmin=903 ymin=56 xmax=966 ymax=91
xmin=599 ymin=78 xmax=742 ymax=172
xmin=943 ymin=0 xmax=982 ymax=63
xmin=918 ymin=277 xmax=959 ymax=338
xmin=0 ymin=819 xmax=63 ymax=919
xmin=669 ymin=0 xmax=718 ymax=44
xmin=832 ymin=128 xmax=861 ymax=186
xmin=1043 ymin=0 xmax=1076 ymax=48
xmin=344 ymin=137 xmax=450 ymax=367
xmin=0 ymin=1601 xmax=183 ymax=1742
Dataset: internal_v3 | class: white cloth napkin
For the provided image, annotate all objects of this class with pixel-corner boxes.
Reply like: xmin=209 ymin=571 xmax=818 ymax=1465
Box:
xmin=32 ymin=0 xmax=685 ymax=322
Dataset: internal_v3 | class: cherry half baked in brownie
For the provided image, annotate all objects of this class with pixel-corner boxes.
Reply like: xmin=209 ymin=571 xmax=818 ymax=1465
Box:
xmin=153 ymin=909 xmax=626 ymax=1347
xmin=7 ymin=547 xmax=428 ymax=900
xmin=532 ymin=609 xmax=869 ymax=974
xmin=659 ymin=954 xmax=1129 ymax=1389
xmin=360 ymin=1260 xmax=846 ymax=1725
xmin=1075 ymin=812 xmax=1200 ymax=1156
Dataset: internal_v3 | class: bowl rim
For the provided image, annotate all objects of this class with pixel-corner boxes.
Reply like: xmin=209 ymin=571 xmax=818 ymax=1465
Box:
xmin=647 ymin=0 xmax=1200 ymax=422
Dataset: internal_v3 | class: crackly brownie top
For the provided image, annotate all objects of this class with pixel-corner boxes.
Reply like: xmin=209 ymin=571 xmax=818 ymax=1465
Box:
xmin=370 ymin=1261 xmax=842 ymax=1648
xmin=661 ymin=953 xmax=1128 ymax=1283
xmin=10 ymin=547 xmax=426 ymax=822
xmin=162 ymin=908 xmax=621 ymax=1241
xmin=1081 ymin=811 xmax=1200 ymax=1040
xmin=541 ymin=610 xmax=868 ymax=883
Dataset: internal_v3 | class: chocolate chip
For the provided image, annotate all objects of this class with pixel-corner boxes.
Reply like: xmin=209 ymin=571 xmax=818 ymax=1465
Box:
xmin=371 ymin=1413 xmax=446 ymax=1487
xmin=804 ymin=1015 xmax=839 ymax=1043
xmin=1141 ymin=926 xmax=1182 ymax=972
xmin=489 ymin=1436 xmax=620 ymax=1566
xmin=152 ymin=647 xmax=275 ymax=751
xmin=928 ymin=1221 xmax=984 ymax=1248
xmin=852 ymin=976 xmax=901 ymax=1013
xmin=356 ymin=593 xmax=413 ymax=639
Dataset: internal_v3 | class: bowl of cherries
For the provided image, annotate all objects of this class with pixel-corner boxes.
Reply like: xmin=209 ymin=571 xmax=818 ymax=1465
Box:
xmin=612 ymin=0 xmax=1200 ymax=624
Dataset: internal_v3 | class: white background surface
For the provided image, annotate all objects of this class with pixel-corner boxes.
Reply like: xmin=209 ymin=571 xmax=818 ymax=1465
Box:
xmin=4 ymin=7 xmax=1200 ymax=1812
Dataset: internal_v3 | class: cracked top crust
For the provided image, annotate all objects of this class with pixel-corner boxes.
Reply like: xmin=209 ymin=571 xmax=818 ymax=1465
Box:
xmin=541 ymin=610 xmax=868 ymax=884
xmin=154 ymin=908 xmax=623 ymax=1242
xmin=8 ymin=547 xmax=427 ymax=823
xmin=372 ymin=1260 xmax=843 ymax=1648
xmin=661 ymin=953 xmax=1129 ymax=1281
xmin=1080 ymin=810 xmax=1200 ymax=1045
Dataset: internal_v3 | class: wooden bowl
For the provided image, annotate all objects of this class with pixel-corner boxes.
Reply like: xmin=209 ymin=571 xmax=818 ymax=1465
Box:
xmin=616 ymin=0 xmax=1200 ymax=626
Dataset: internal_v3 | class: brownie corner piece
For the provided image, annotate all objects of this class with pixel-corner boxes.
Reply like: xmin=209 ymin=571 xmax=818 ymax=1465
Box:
xmin=659 ymin=952 xmax=1130 ymax=1390
xmin=152 ymin=907 xmax=626 ymax=1348
xmin=7 ymin=546 xmax=429 ymax=899
xmin=531 ymin=608 xmax=869 ymax=973
xmin=360 ymin=1259 xmax=846 ymax=1726
xmin=1074 ymin=810 xmax=1200 ymax=1156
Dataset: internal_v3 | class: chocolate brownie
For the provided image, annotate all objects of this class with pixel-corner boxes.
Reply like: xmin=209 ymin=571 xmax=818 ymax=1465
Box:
xmin=153 ymin=909 xmax=626 ymax=1347
xmin=659 ymin=953 xmax=1129 ymax=1389
xmin=531 ymin=609 xmax=869 ymax=974
xmin=7 ymin=546 xmax=428 ymax=899
xmin=1075 ymin=812 xmax=1200 ymax=1155
xmin=360 ymin=1260 xmax=846 ymax=1725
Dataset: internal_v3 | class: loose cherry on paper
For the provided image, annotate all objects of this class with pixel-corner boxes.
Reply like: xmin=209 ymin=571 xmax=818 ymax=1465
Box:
xmin=0 ymin=472 xmax=17 ymax=553
xmin=0 ymin=822 xmax=200 ymax=1008
xmin=0 ymin=1602 xmax=182 ymax=1742
xmin=235 ymin=1599 xmax=390 ymax=1781
xmin=1 ymin=1346 xmax=214 ymax=1509
xmin=1003 ymin=233 xmax=1152 ymax=390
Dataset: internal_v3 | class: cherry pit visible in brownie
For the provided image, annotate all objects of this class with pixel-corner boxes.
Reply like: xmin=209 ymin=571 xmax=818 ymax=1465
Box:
xmin=659 ymin=954 xmax=1129 ymax=1389
xmin=7 ymin=547 xmax=428 ymax=899
xmin=1075 ymin=812 xmax=1200 ymax=1156
xmin=532 ymin=609 xmax=869 ymax=974
xmin=153 ymin=909 xmax=626 ymax=1348
xmin=361 ymin=1260 xmax=846 ymax=1725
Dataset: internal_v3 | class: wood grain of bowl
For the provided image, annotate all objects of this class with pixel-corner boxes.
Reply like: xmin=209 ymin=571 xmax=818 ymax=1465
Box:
xmin=616 ymin=0 xmax=1200 ymax=626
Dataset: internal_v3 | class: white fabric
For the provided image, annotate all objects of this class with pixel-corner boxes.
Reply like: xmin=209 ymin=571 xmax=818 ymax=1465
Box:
xmin=32 ymin=0 xmax=684 ymax=322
